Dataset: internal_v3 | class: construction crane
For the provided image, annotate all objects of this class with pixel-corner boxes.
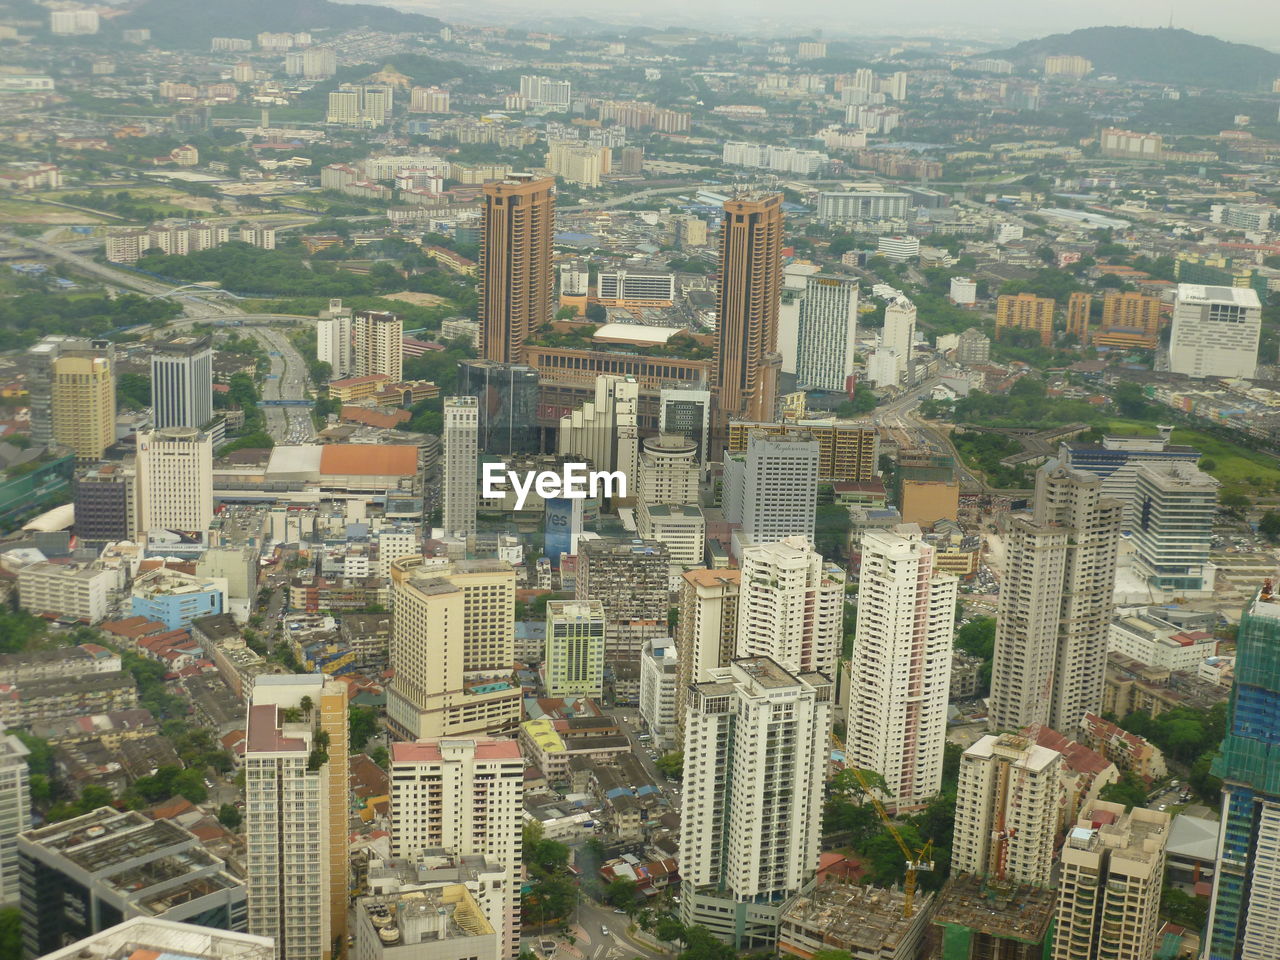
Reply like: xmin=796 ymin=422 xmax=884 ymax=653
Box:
xmin=844 ymin=765 xmax=935 ymax=918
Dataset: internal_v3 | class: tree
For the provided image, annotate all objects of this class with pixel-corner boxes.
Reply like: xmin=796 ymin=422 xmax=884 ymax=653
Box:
xmin=370 ymin=746 xmax=390 ymax=769
xmin=555 ymin=306 xmax=578 ymax=320
xmin=1221 ymin=491 xmax=1251 ymax=516
xmin=218 ymin=803 xmax=242 ymax=829
xmin=678 ymin=925 xmax=738 ymax=960
xmin=0 ymin=907 xmax=21 ymax=960
xmin=653 ymin=916 xmax=686 ymax=944
xmin=1099 ymin=772 xmax=1149 ymax=811
xmin=655 ymin=751 xmax=683 ymax=780
xmin=605 ymin=877 xmax=639 ymax=911
xmin=1161 ymin=884 xmax=1209 ymax=930
xmin=349 ymin=704 xmax=379 ymax=751
xmin=117 ymin=373 xmax=152 ymax=410
xmin=585 ymin=302 xmax=607 ymax=322
xmin=1260 ymin=512 xmax=1280 ymax=542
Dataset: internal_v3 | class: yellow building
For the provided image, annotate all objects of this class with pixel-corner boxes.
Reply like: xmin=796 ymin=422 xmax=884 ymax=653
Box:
xmin=1066 ymin=292 xmax=1092 ymax=341
xmin=901 ymin=479 xmax=960 ymax=526
xmin=726 ymin=418 xmax=878 ymax=482
xmin=52 ymin=352 xmax=115 ymax=461
xmin=996 ymin=293 xmax=1056 ymax=347
xmin=1096 ymin=291 xmax=1161 ymax=348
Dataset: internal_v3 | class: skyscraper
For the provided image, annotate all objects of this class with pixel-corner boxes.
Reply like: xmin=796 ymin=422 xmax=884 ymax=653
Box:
xmin=575 ymin=538 xmax=670 ymax=664
xmin=557 ymin=375 xmax=639 ymax=499
xmin=316 ymin=303 xmax=352 ymax=378
xmin=680 ymin=657 xmax=831 ymax=949
xmin=736 ymin=537 xmax=843 ymax=678
xmin=243 ymin=675 xmax=350 ymax=960
xmin=151 ymin=335 xmax=213 ymax=431
xmin=479 ymin=174 xmax=555 ymax=363
xmin=385 ymin=557 xmax=521 ymax=741
xmin=675 ymin=568 xmax=740 ymax=741
xmin=49 ymin=341 xmax=115 ymax=462
xmin=721 ymin=433 xmax=819 ymax=553
xmin=1206 ymin=586 xmax=1280 ymax=960
xmin=457 ymin=359 xmax=540 ymax=455
xmin=879 ymin=297 xmax=917 ymax=385
xmin=73 ymin=462 xmax=136 ymax=546
xmin=543 ymin=599 xmax=606 ymax=699
xmin=352 ymin=310 xmax=403 ymax=382
xmin=0 ymin=731 xmax=29 ymax=906
xmin=1131 ymin=462 xmax=1218 ymax=596
xmin=989 ymin=462 xmax=1121 ymax=734
xmin=1168 ymin=283 xmax=1262 ymax=380
xmin=135 ymin=426 xmax=213 ymax=543
xmin=389 ymin=738 xmax=524 ymax=959
xmin=442 ymin=397 xmax=478 ymax=539
xmin=795 ymin=275 xmax=858 ymax=393
xmin=846 ymin=526 xmax=956 ymax=812
xmin=714 ymin=193 xmax=784 ymax=423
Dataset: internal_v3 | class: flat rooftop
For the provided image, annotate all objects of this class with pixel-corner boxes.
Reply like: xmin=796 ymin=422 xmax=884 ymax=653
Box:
xmin=38 ymin=917 xmax=273 ymax=960
xmin=782 ymin=882 xmax=927 ymax=952
xmin=931 ymin=874 xmax=1056 ymax=943
xmin=1177 ymin=284 xmax=1261 ymax=307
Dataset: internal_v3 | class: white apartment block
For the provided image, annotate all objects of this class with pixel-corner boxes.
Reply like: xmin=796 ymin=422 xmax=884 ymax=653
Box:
xmin=353 ymin=310 xmax=403 ymax=382
xmin=389 ymin=738 xmax=524 ymax=959
xmin=442 ymin=397 xmax=479 ymax=540
xmin=675 ymin=569 xmax=740 ymax=739
xmin=544 ymin=600 xmax=605 ymax=699
xmin=736 ymin=537 xmax=844 ymax=679
xmin=519 ymin=75 xmax=571 ymax=110
xmin=640 ymin=639 xmax=679 ymax=750
xmin=816 ymin=191 xmax=911 ymax=224
xmin=17 ymin=561 xmax=115 ymax=624
xmin=317 ymin=312 xmax=352 ymax=378
xmin=877 ymin=235 xmax=920 ymax=262
xmin=136 ymin=426 xmax=214 ymax=538
xmin=953 ymin=734 xmax=1061 ymax=887
xmin=1131 ymin=462 xmax=1219 ymax=596
xmin=50 ymin=9 xmax=98 ymax=34
xmin=722 ymin=434 xmax=819 ymax=554
xmin=1168 ymin=284 xmax=1262 ymax=380
xmin=1107 ymin=613 xmax=1219 ymax=672
xmin=795 ymin=275 xmax=858 ymax=393
xmin=881 ymin=297 xmax=917 ymax=378
xmin=1053 ymin=802 xmax=1169 ymax=960
xmin=680 ymin=657 xmax=832 ymax=949
xmin=847 ymin=526 xmax=956 ymax=812
xmin=0 ymin=732 xmax=30 ymax=906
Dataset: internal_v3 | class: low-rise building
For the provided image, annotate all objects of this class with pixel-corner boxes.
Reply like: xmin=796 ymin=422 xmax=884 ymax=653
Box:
xmin=1108 ymin=612 xmax=1218 ymax=673
xmin=779 ymin=881 xmax=933 ymax=960
xmin=17 ymin=561 xmax=116 ymax=624
xmin=1079 ymin=712 xmax=1167 ymax=784
xmin=131 ymin=569 xmax=226 ymax=630
xmin=352 ymin=885 xmax=499 ymax=960
xmin=0 ymin=671 xmax=137 ymax=728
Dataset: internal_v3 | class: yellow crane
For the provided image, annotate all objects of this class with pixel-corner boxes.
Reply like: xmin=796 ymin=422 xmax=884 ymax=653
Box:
xmin=844 ymin=765 xmax=935 ymax=918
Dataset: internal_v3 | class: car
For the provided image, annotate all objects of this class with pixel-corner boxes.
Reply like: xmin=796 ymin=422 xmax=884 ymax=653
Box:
xmin=1157 ymin=804 xmax=1167 ymax=811
xmin=600 ymin=927 xmax=610 ymax=938
xmin=613 ymin=909 xmax=626 ymax=915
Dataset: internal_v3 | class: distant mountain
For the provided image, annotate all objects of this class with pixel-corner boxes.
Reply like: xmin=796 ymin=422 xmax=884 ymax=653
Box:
xmin=115 ymin=0 xmax=444 ymax=48
xmin=989 ymin=26 xmax=1280 ymax=91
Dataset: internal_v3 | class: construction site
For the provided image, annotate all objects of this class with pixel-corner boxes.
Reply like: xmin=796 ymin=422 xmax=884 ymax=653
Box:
xmin=778 ymin=880 xmax=935 ymax=960
xmin=929 ymin=874 xmax=1056 ymax=960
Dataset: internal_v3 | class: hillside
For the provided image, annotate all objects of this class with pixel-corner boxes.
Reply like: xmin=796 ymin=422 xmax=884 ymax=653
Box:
xmin=990 ymin=26 xmax=1280 ymax=91
xmin=114 ymin=0 xmax=444 ymax=48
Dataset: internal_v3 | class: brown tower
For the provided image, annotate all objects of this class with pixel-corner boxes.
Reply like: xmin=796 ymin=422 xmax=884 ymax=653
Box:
xmin=714 ymin=192 xmax=783 ymax=423
xmin=479 ymin=174 xmax=555 ymax=363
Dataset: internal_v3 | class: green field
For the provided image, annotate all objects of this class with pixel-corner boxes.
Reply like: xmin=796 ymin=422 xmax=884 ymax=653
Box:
xmin=1106 ymin=418 xmax=1280 ymax=498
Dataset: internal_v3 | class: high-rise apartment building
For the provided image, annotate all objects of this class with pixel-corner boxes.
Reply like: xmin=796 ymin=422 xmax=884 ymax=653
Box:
xmin=989 ymin=462 xmax=1122 ymax=734
xmin=457 ymin=359 xmax=540 ymax=455
xmin=721 ymin=433 xmax=819 ymax=553
xmin=1168 ymin=283 xmax=1262 ymax=380
xmin=1043 ymin=54 xmax=1092 ymax=78
xmin=880 ymin=297 xmax=917 ymax=383
xmin=544 ymin=600 xmax=606 ymax=699
xmin=317 ymin=303 xmax=352 ymax=377
xmin=953 ymin=733 xmax=1061 ymax=887
xmin=0 ymin=732 xmax=29 ymax=906
xmin=847 ymin=526 xmax=956 ymax=812
xmin=519 ymin=75 xmax=571 ymax=110
xmin=1131 ymin=462 xmax=1218 ymax=596
xmin=353 ymin=310 xmax=403 ymax=382
xmin=1052 ymin=802 xmax=1168 ymax=960
xmin=151 ymin=335 xmax=213 ymax=431
xmin=795 ymin=275 xmax=858 ymax=393
xmin=1100 ymin=291 xmax=1161 ymax=344
xmin=442 ymin=397 xmax=478 ymax=540
xmin=714 ymin=193 xmax=784 ymax=423
xmin=736 ymin=537 xmax=843 ymax=679
xmin=575 ymin=538 xmax=670 ymax=663
xmin=640 ymin=639 xmax=679 ymax=749
xmin=1206 ymin=586 xmax=1280 ymax=960
xmin=675 ymin=568 xmax=740 ymax=740
xmin=41 ymin=340 xmax=115 ymax=462
xmin=725 ymin=419 xmax=878 ymax=482
xmin=409 ymin=85 xmax=451 ymax=112
xmin=659 ymin=386 xmax=712 ymax=463
xmin=385 ymin=557 xmax=521 ymax=741
xmin=244 ymin=675 xmax=350 ymax=960
xmin=995 ymin=293 xmax=1055 ymax=348
xmin=389 ymin=738 xmax=524 ymax=959
xmin=326 ymin=84 xmax=392 ymax=127
xmin=479 ymin=175 xmax=555 ymax=363
xmin=680 ymin=657 xmax=832 ymax=949
xmin=135 ymin=426 xmax=213 ymax=542
xmin=1066 ymin=292 xmax=1091 ymax=341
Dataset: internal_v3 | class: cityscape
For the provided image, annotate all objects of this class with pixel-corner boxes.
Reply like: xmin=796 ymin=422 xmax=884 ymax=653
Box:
xmin=3 ymin=3 xmax=1280 ymax=960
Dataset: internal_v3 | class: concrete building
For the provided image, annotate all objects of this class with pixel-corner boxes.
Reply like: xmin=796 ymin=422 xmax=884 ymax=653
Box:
xmin=726 ymin=419 xmax=878 ymax=483
xmin=1043 ymin=54 xmax=1091 ymax=77
xmin=949 ymin=277 xmax=977 ymax=305
xmin=519 ymin=75 xmax=570 ymax=110
xmin=136 ymin=427 xmax=214 ymax=548
xmin=130 ymin=569 xmax=225 ymax=630
xmin=989 ymin=462 xmax=1122 ymax=734
xmin=954 ymin=327 xmax=990 ymax=366
xmin=931 ymin=874 xmax=1057 ymax=960
xmin=596 ymin=270 xmax=676 ymax=306
xmin=0 ymin=732 xmax=29 ymax=906
xmin=1131 ymin=462 xmax=1218 ymax=596
xmin=1098 ymin=291 xmax=1162 ymax=347
xmin=1108 ymin=612 xmax=1218 ymax=673
xmin=778 ymin=883 xmax=932 ymax=960
xmin=995 ymin=293 xmax=1055 ymax=348
xmin=385 ymin=558 xmax=520 ymax=741
xmin=659 ymin=387 xmax=712 ymax=463
xmin=74 ymin=463 xmax=136 ymax=547
xmin=880 ymin=298 xmax=917 ymax=385
xmin=480 ymin=175 xmax=555 ymax=364
xmin=353 ymin=310 xmax=403 ymax=382
xmin=721 ymin=433 xmax=819 ymax=553
xmin=442 ymin=397 xmax=478 ymax=540
xmin=40 ymin=340 xmax=115 ymax=462
xmin=33 ymin=917 xmax=273 ymax=960
xmin=317 ymin=309 xmax=353 ymax=378
xmin=715 ymin=193 xmax=784 ymax=422
xmin=877 ymin=236 xmax=919 ymax=262
xmin=817 ymin=191 xmax=911 ymax=224
xmin=847 ymin=526 xmax=956 ymax=812
xmin=1053 ymin=802 xmax=1169 ymax=960
xmin=675 ymin=568 xmax=740 ymax=740
xmin=18 ymin=808 xmax=247 ymax=957
xmin=795 ymin=275 xmax=858 ymax=393
xmin=1061 ymin=433 xmax=1202 ymax=526
xmin=243 ymin=674 xmax=350 ymax=960
xmin=639 ymin=639 xmax=678 ymax=750
xmin=575 ymin=539 xmax=670 ymax=663
xmin=544 ymin=600 xmax=605 ymax=700
xmin=680 ymin=658 xmax=832 ymax=949
xmin=456 ymin=360 xmax=540 ymax=455
xmin=17 ymin=561 xmax=115 ymax=624
xmin=151 ymin=336 xmax=213 ymax=431
xmin=638 ymin=504 xmax=705 ymax=568
xmin=352 ymin=884 xmax=498 ymax=960
xmin=389 ymin=738 xmax=524 ymax=959
xmin=737 ymin=537 xmax=843 ymax=679
xmin=1169 ymin=284 xmax=1262 ymax=380
xmin=954 ymin=734 xmax=1062 ymax=887
xmin=636 ymin=434 xmax=699 ymax=507
xmin=557 ymin=376 xmax=639 ymax=501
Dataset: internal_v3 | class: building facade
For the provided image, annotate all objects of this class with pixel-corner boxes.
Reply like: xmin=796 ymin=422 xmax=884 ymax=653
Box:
xmin=442 ymin=397 xmax=479 ymax=540
xmin=1168 ymin=283 xmax=1262 ymax=380
xmin=479 ymin=175 xmax=556 ymax=364
xmin=795 ymin=275 xmax=858 ymax=393
xmin=151 ymin=336 xmax=213 ymax=431
xmin=544 ymin=600 xmax=606 ymax=699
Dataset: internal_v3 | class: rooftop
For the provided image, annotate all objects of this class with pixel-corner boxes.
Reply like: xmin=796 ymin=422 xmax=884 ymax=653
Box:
xmin=37 ymin=917 xmax=273 ymax=960
xmin=781 ymin=881 xmax=929 ymax=952
xmin=1177 ymin=283 xmax=1262 ymax=307
xmin=390 ymin=738 xmax=523 ymax=764
xmin=931 ymin=874 xmax=1057 ymax=943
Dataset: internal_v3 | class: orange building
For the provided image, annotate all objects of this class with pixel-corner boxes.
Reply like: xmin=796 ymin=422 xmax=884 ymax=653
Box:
xmin=995 ymin=293 xmax=1056 ymax=347
xmin=479 ymin=174 xmax=556 ymax=364
xmin=1096 ymin=291 xmax=1161 ymax=348
xmin=1067 ymin=292 xmax=1092 ymax=342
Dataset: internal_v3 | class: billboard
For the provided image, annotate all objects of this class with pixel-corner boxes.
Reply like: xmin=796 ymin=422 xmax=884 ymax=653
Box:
xmin=544 ymin=497 xmax=583 ymax=567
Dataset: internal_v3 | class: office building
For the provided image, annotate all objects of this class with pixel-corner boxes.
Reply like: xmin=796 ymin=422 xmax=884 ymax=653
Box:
xmin=675 ymin=568 xmax=740 ymax=740
xmin=36 ymin=918 xmax=274 ymax=960
xmin=1206 ymin=586 xmax=1280 ymax=960
xmin=989 ymin=463 xmax=1122 ymax=734
xmin=953 ymin=734 xmax=1061 ymax=887
xmin=726 ymin=419 xmax=878 ymax=482
xmin=557 ymin=375 xmax=639 ymax=499
xmin=795 ymin=275 xmax=858 ymax=393
xmin=385 ymin=558 xmax=521 ymax=741
xmin=317 ymin=308 xmax=353 ymax=378
xmin=638 ymin=503 xmax=705 ymax=568
xmin=880 ymin=298 xmax=917 ymax=384
xmin=480 ymin=175 xmax=555 ymax=364
xmin=722 ymin=433 xmax=818 ymax=552
xmin=636 ymin=434 xmax=699 ymax=508
xmin=39 ymin=340 xmax=115 ymax=462
xmin=18 ymin=808 xmax=247 ymax=957
xmin=847 ymin=526 xmax=956 ymax=812
xmin=1168 ymin=284 xmax=1262 ymax=379
xmin=17 ymin=560 xmax=115 ymax=625
xmin=950 ymin=277 xmax=978 ymax=305
xmin=130 ymin=569 xmax=225 ymax=630
xmin=877 ymin=236 xmax=919 ymax=262
xmin=353 ymin=310 xmax=403 ymax=382
xmin=1061 ymin=432 xmax=1202 ymax=525
xmin=575 ymin=539 xmax=669 ymax=663
xmin=596 ymin=270 xmax=676 ymax=306
xmin=74 ymin=463 xmax=136 ymax=546
xmin=442 ymin=397 xmax=478 ymax=540
xmin=639 ymin=639 xmax=679 ymax=749
xmin=389 ymin=738 xmax=524 ymax=959
xmin=543 ymin=600 xmax=605 ymax=699
xmin=1053 ymin=802 xmax=1168 ymax=960
xmin=714 ymin=193 xmax=784 ymax=422
xmin=0 ymin=732 xmax=29 ymax=906
xmin=1131 ymin=462 xmax=1218 ymax=596
xmin=659 ymin=387 xmax=712 ymax=463
xmin=151 ymin=336 xmax=213 ymax=431
xmin=244 ymin=674 xmax=350 ymax=960
xmin=457 ymin=360 xmax=540 ymax=455
xmin=737 ymin=537 xmax=843 ymax=679
xmin=995 ymin=293 xmax=1055 ymax=348
xmin=519 ymin=75 xmax=571 ymax=110
xmin=680 ymin=657 xmax=831 ymax=949
xmin=136 ymin=427 xmax=213 ymax=544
